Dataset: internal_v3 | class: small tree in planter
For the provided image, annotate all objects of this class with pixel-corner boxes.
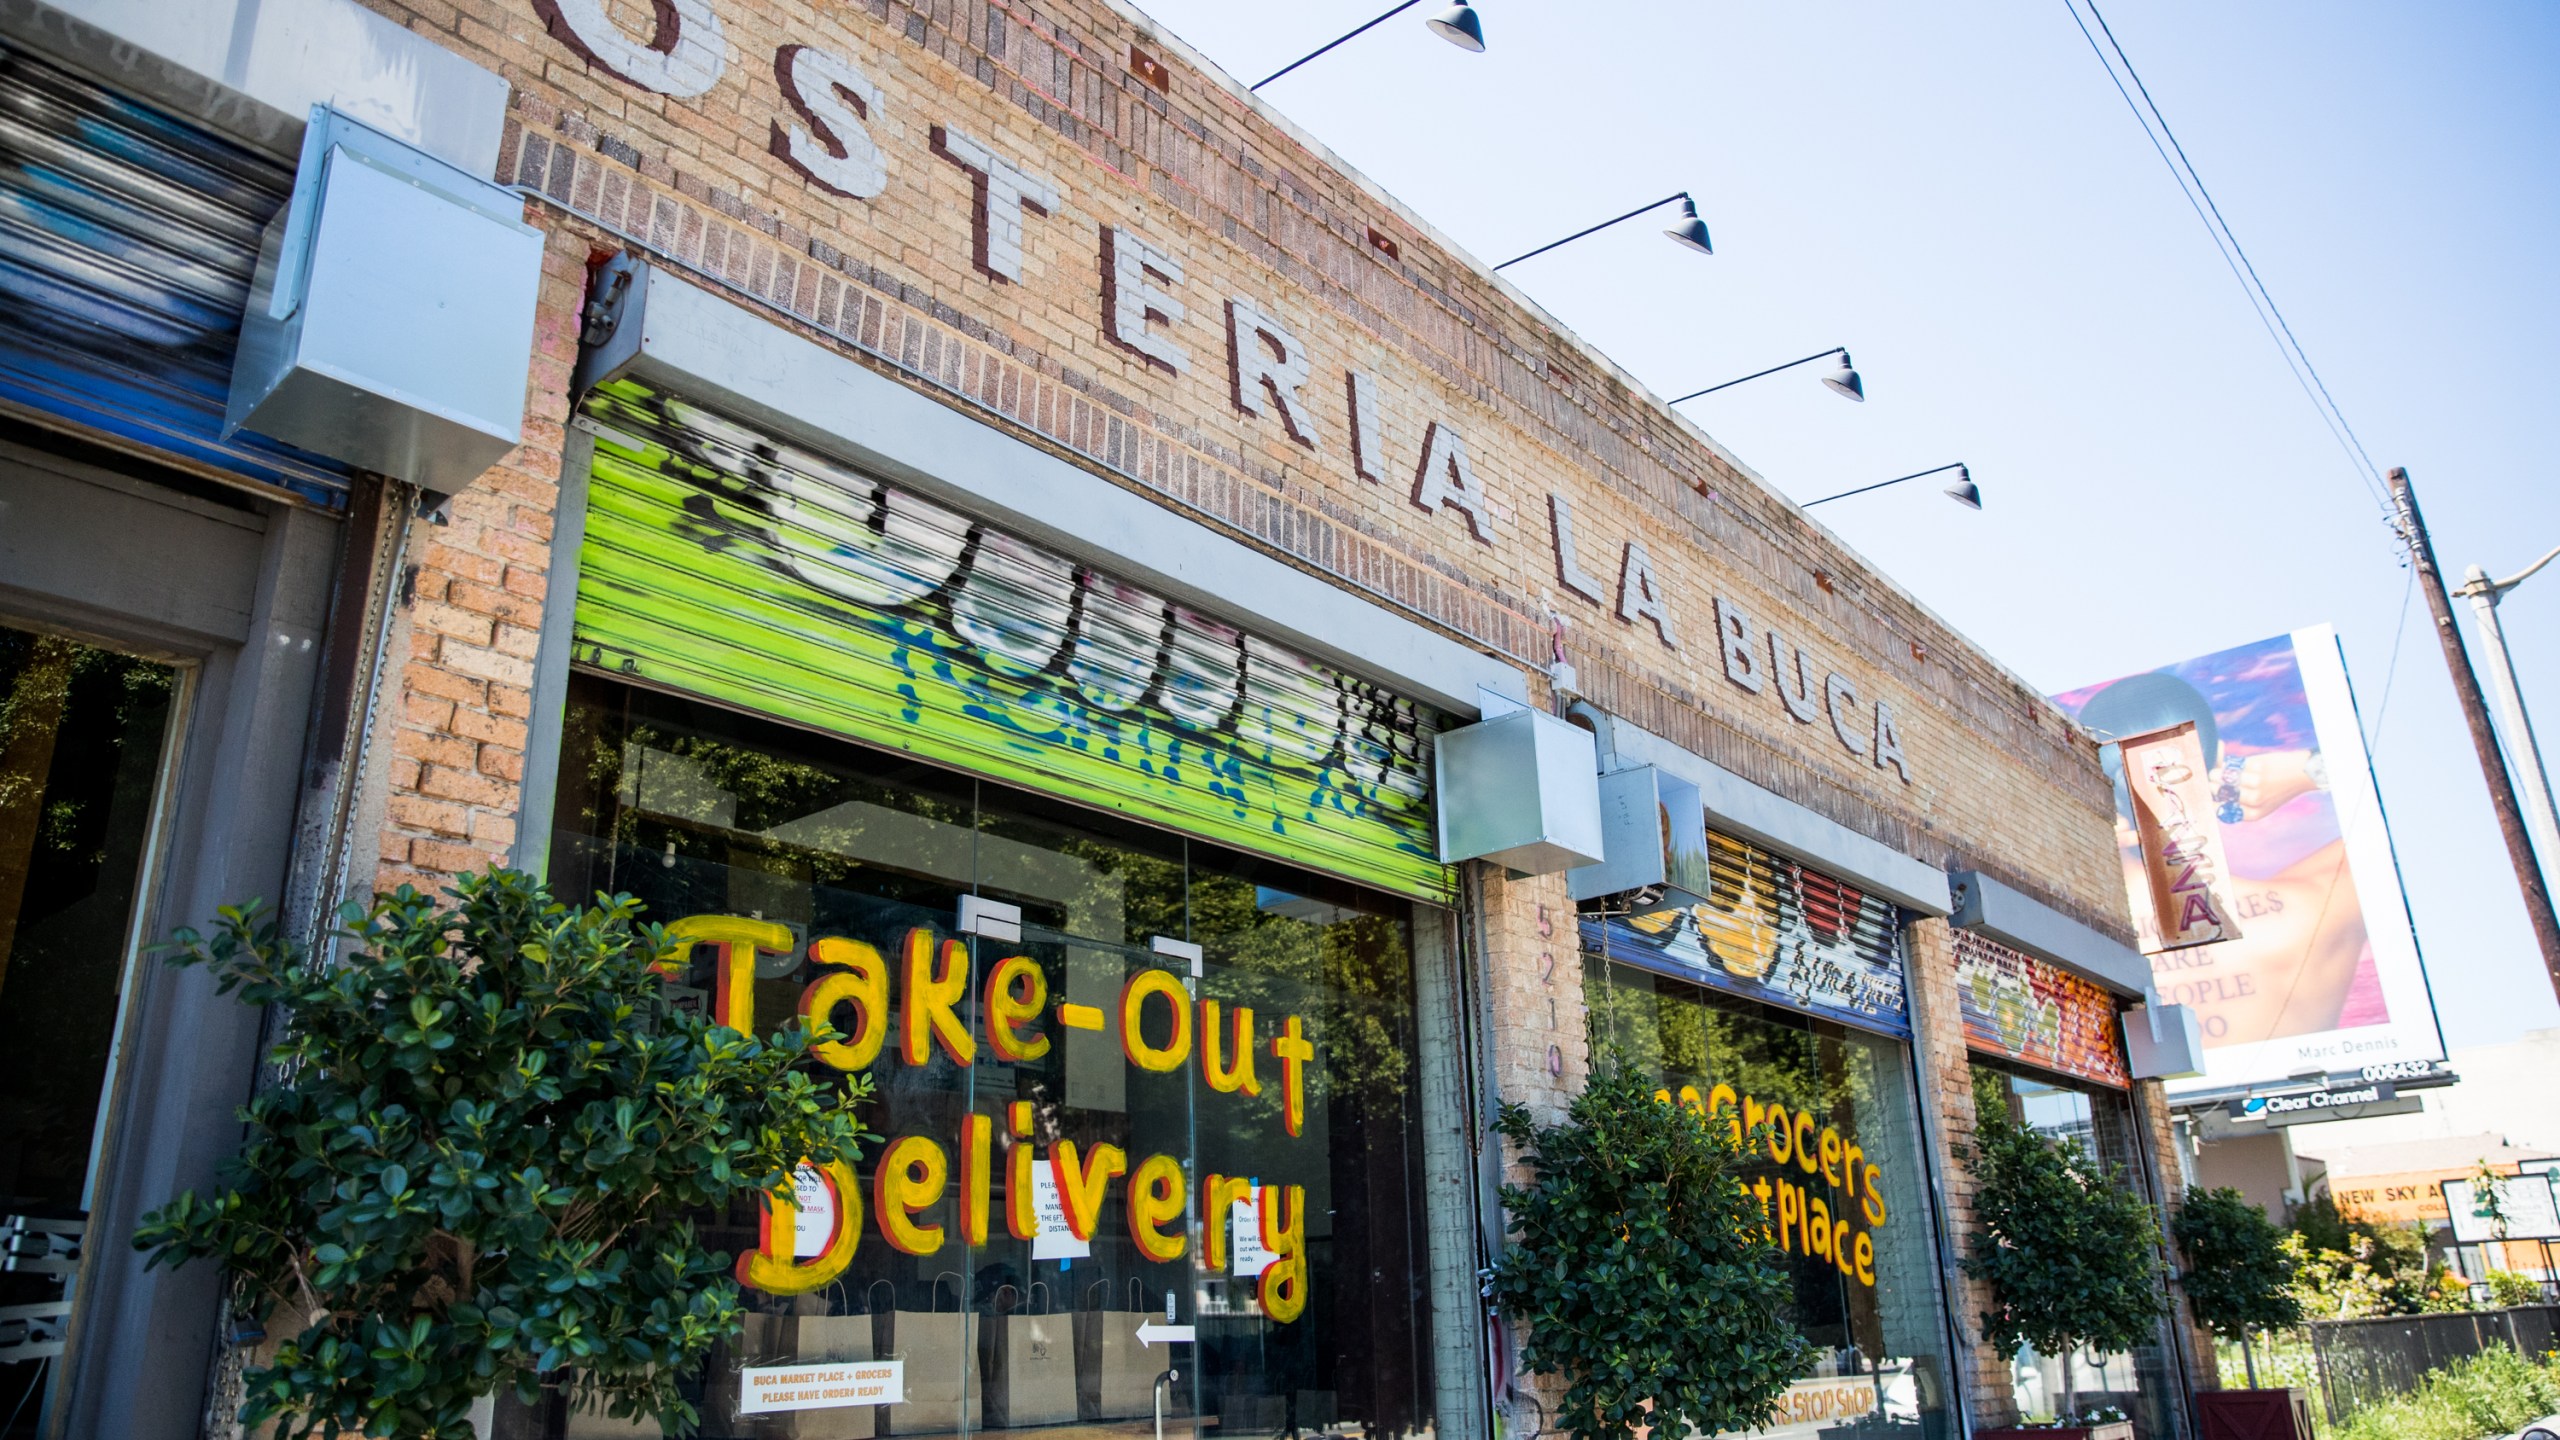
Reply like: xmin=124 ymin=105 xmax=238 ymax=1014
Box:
xmin=133 ymin=870 xmax=873 ymax=1438
xmin=2173 ymin=1186 xmax=2302 ymax=1386
xmin=1487 ymin=1058 xmax=1812 ymax=1440
xmin=1963 ymin=1108 xmax=2165 ymax=1430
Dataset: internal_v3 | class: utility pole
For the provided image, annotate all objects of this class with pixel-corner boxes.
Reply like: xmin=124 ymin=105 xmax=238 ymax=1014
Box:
xmin=2391 ymin=466 xmax=2560 ymax=1003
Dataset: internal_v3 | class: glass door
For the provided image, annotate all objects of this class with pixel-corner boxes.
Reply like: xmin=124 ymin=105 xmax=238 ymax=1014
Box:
xmin=541 ymin=675 xmax=1437 ymax=1440
xmin=0 ymin=623 xmax=182 ymax=1440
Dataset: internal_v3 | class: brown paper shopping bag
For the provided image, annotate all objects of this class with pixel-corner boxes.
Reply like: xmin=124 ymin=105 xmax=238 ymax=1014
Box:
xmin=981 ymin=1281 xmax=1077 ymax=1429
xmin=879 ymin=1273 xmax=978 ymax=1437
xmin=1074 ymin=1278 xmax=1158 ymax=1422
xmin=781 ymin=1293 xmax=877 ymax=1440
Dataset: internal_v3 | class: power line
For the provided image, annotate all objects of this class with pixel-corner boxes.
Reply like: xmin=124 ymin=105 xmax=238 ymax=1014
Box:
xmin=2058 ymin=0 xmax=2392 ymax=515
xmin=2364 ymin=565 xmax=2419 ymax=757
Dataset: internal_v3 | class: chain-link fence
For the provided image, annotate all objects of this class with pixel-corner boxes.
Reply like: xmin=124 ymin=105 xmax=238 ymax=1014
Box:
xmin=2307 ymin=1305 xmax=2560 ymax=1422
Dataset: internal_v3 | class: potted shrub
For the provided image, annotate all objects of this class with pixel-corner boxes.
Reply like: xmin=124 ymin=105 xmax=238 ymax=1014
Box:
xmin=2174 ymin=1186 xmax=2313 ymax=1440
xmin=133 ymin=870 xmax=873 ymax=1438
xmin=1962 ymin=1109 xmax=2163 ymax=1440
xmin=1486 ymin=1058 xmax=1812 ymax=1440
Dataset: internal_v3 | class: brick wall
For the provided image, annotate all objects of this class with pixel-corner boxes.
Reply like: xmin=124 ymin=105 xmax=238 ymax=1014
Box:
xmin=325 ymin=0 xmax=2182 ymax=1423
xmin=346 ymin=0 xmax=2135 ymax=946
xmin=1905 ymin=918 xmax=2021 ymax=1425
xmin=368 ymin=225 xmax=588 ymax=896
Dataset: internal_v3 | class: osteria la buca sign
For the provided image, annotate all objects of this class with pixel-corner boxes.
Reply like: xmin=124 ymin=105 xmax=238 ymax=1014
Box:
xmin=529 ymin=0 xmax=1922 ymax=786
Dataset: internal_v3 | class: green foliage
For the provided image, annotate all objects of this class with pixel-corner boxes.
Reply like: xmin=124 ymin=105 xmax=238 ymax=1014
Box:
xmin=2285 ymin=1197 xmax=2438 ymax=1317
xmin=2173 ymin=1186 xmax=2303 ymax=1341
xmin=2485 ymin=1270 xmax=2546 ymax=1308
xmin=132 ymin=870 xmax=873 ymax=1439
xmin=1488 ymin=1058 xmax=1811 ymax=1440
xmin=2332 ymin=1345 xmax=2560 ymax=1440
xmin=1961 ymin=1108 xmax=2166 ymax=1364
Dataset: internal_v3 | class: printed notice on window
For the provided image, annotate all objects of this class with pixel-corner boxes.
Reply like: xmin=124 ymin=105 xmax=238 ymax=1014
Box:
xmin=1230 ymin=1198 xmax=1277 ymax=1277
xmin=791 ymin=1164 xmax=836 ymax=1259
xmin=1030 ymin=1163 xmax=1092 ymax=1260
xmin=741 ymin=1360 xmax=905 ymax=1413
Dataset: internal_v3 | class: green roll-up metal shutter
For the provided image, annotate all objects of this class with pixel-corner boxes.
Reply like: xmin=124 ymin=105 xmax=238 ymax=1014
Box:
xmin=572 ymin=380 xmax=1453 ymax=902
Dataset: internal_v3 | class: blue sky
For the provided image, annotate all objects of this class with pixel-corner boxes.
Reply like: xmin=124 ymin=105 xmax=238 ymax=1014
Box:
xmin=1126 ymin=0 xmax=2560 ymax=1052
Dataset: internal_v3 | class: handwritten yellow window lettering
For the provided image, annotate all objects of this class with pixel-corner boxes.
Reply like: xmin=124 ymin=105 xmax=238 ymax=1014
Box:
xmin=1657 ymin=1084 xmax=1885 ymax=1289
xmin=678 ymin=914 xmax=1322 ymax=1314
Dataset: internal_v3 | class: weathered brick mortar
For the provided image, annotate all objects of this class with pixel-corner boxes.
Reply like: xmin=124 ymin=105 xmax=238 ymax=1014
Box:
xmin=483 ymin=104 xmax=2122 ymax=940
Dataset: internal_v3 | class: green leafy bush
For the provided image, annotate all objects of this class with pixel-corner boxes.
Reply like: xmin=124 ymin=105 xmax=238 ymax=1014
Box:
xmin=2333 ymin=1345 xmax=2560 ymax=1440
xmin=1961 ymin=1109 xmax=2165 ymax=1417
xmin=133 ymin=870 xmax=873 ymax=1439
xmin=2485 ymin=1269 xmax=2547 ymax=1308
xmin=2289 ymin=1195 xmax=2436 ymax=1316
xmin=2173 ymin=1186 xmax=2303 ymax=1345
xmin=1487 ymin=1058 xmax=1811 ymax=1440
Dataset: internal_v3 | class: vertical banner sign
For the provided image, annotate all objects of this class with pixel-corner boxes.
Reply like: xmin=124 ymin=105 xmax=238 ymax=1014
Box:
xmin=2054 ymin=627 xmax=2444 ymax=1093
xmin=2120 ymin=723 xmax=2241 ymax=950
xmin=571 ymin=381 xmax=1451 ymax=900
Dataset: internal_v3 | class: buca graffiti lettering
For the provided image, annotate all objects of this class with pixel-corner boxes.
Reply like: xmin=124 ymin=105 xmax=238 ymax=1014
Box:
xmin=572 ymin=380 xmax=1449 ymax=899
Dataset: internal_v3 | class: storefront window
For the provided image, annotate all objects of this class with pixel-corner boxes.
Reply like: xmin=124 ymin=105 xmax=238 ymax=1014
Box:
xmin=529 ymin=675 xmax=1435 ymax=1439
xmin=1969 ymin=1064 xmax=2178 ymax=1438
xmin=1584 ymin=950 xmax=1958 ymax=1439
xmin=0 ymin=624 xmax=179 ymax=1438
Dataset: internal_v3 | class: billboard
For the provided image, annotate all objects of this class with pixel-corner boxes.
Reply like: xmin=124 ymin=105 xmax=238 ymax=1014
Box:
xmin=2053 ymin=626 xmax=2443 ymax=1093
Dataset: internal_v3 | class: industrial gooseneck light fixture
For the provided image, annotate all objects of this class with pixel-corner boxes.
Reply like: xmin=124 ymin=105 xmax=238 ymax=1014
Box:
xmin=1492 ymin=192 xmax=1712 ymax=270
xmin=1802 ymin=463 xmax=1979 ymax=511
xmin=1252 ymin=1 xmax=1485 ymax=90
xmin=1671 ymin=348 xmax=1863 ymax=406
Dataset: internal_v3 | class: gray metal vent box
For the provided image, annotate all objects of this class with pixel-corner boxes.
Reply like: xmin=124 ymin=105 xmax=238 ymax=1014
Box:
xmin=1434 ymin=709 xmax=1605 ymax=874
xmin=2123 ymin=1003 xmax=2205 ymax=1081
xmin=226 ymin=108 xmax=542 ymax=494
xmin=1566 ymin=766 xmax=1711 ymax=906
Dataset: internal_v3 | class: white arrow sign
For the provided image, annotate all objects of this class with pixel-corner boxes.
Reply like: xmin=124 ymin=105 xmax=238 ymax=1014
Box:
xmin=1134 ymin=1322 xmax=1195 ymax=1348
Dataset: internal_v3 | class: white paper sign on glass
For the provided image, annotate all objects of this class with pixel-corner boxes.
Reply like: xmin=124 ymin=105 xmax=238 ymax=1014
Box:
xmin=1030 ymin=1162 xmax=1092 ymax=1260
xmin=1230 ymin=1198 xmax=1277 ymax=1278
xmin=740 ymin=1359 xmax=906 ymax=1413
xmin=791 ymin=1164 xmax=836 ymax=1260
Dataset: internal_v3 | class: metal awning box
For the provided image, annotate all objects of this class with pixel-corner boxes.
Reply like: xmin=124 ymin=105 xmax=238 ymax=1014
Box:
xmin=227 ymin=107 xmax=541 ymax=494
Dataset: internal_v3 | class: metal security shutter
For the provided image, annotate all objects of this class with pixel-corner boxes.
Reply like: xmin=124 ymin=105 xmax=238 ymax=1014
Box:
xmin=1588 ymin=830 xmax=1912 ymax=1037
xmin=0 ymin=44 xmax=349 ymax=505
xmin=573 ymin=379 xmax=1453 ymax=902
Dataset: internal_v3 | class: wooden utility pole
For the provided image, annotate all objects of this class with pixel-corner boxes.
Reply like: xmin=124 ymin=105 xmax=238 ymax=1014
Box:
xmin=2391 ymin=465 xmax=2560 ymax=1002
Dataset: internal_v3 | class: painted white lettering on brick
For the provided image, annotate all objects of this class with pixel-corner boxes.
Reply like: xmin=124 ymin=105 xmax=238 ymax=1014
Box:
xmin=1615 ymin=541 xmax=1677 ymax=649
xmin=535 ymin=0 xmax=727 ymax=97
xmin=1226 ymin=298 xmax=1322 ymax=448
xmin=770 ymin=45 xmax=887 ymax=199
xmin=1347 ymin=372 xmax=1386 ymax=482
xmin=1826 ymin=672 xmax=1868 ymax=757
xmin=1547 ymin=493 xmax=1606 ymax=604
xmin=931 ymin=126 xmax=1057 ymax=282
xmin=1102 ymin=228 xmax=1189 ymax=374
xmin=1410 ymin=422 xmax=1494 ymax=544
xmin=1715 ymin=597 xmax=1763 ymax=694
xmin=1769 ymin=628 xmax=1820 ymax=724
xmin=1873 ymin=700 xmax=1910 ymax=783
